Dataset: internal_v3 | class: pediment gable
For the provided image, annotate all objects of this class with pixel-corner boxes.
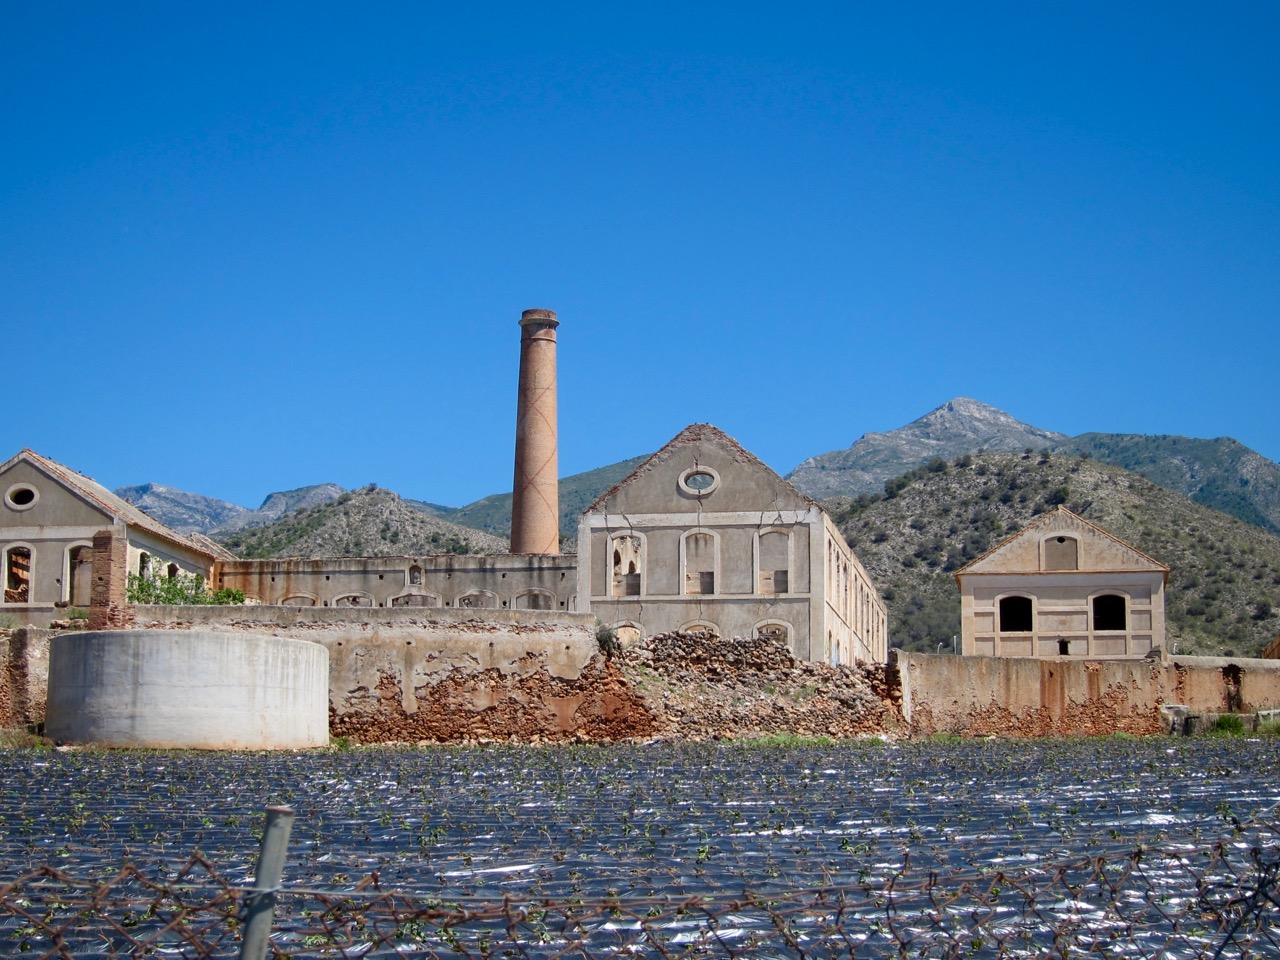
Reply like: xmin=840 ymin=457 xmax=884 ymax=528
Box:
xmin=585 ymin=424 xmax=814 ymax=517
xmin=1 ymin=449 xmax=215 ymax=559
xmin=956 ymin=506 xmax=1167 ymax=577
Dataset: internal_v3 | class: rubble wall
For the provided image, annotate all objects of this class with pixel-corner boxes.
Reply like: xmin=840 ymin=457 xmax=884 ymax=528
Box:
xmin=0 ymin=628 xmax=51 ymax=730
xmin=132 ymin=606 xmax=655 ymax=743
xmin=899 ymin=652 xmax=1280 ymax=737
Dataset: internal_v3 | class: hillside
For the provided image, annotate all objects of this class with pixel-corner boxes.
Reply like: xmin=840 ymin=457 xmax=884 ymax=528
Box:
xmin=787 ymin=398 xmax=1280 ymax=537
xmin=115 ymin=483 xmax=254 ymax=534
xmin=830 ymin=451 xmax=1280 ymax=658
xmin=1057 ymin=434 xmax=1280 ymax=535
xmin=446 ymin=455 xmax=650 ymax=539
xmin=116 ymin=481 xmax=345 ymax=535
xmin=788 ymin=398 xmax=1066 ymax=499
xmin=217 ymin=486 xmax=508 ymax=558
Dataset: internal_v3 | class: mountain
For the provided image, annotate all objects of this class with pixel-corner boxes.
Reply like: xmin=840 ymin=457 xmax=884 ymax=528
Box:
xmin=828 ymin=450 xmax=1280 ymax=657
xmin=788 ymin=398 xmax=1067 ymax=499
xmin=115 ymin=483 xmax=254 ymax=535
xmin=787 ymin=398 xmax=1280 ymax=536
xmin=1055 ymin=434 xmax=1280 ymax=535
xmin=216 ymin=486 xmax=508 ymax=559
xmin=115 ymin=482 xmax=346 ymax=535
xmin=445 ymin=455 xmax=650 ymax=539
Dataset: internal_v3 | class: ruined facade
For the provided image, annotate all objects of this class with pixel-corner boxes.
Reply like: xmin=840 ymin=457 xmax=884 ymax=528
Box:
xmin=0 ymin=450 xmax=221 ymax=626
xmin=577 ymin=424 xmax=888 ymax=665
xmin=955 ymin=506 xmax=1168 ymax=659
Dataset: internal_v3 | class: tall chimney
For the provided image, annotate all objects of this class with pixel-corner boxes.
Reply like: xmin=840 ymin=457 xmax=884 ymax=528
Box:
xmin=510 ymin=308 xmax=560 ymax=554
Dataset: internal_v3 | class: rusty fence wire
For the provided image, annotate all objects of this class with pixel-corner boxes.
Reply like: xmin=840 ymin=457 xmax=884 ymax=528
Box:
xmin=2 ymin=814 xmax=1277 ymax=959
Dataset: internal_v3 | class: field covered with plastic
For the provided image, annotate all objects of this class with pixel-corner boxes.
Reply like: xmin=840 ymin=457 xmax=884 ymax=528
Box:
xmin=1 ymin=737 xmax=1278 ymax=956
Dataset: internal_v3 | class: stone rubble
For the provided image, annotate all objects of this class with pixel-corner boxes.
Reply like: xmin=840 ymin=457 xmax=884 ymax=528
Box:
xmin=614 ymin=630 xmax=899 ymax=740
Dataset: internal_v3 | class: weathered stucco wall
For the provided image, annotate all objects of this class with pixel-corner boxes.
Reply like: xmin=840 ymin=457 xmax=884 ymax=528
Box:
xmin=0 ymin=628 xmax=51 ymax=729
xmin=898 ymin=651 xmax=1280 ymax=737
xmin=133 ymin=606 xmax=655 ymax=743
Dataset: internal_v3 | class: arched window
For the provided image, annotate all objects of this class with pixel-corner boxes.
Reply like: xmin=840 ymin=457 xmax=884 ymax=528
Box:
xmin=1044 ymin=536 xmax=1078 ymax=571
xmin=513 ymin=589 xmax=554 ymax=610
xmin=166 ymin=563 xmax=179 ymax=579
xmin=391 ymin=593 xmax=438 ymax=608
xmin=610 ymin=534 xmax=643 ymax=597
xmin=757 ymin=530 xmax=789 ymax=594
xmin=999 ymin=595 xmax=1033 ymax=632
xmin=408 ymin=564 xmax=422 ymax=585
xmin=456 ymin=591 xmax=497 ymax=609
xmin=66 ymin=543 xmax=93 ymax=607
xmin=4 ymin=545 xmax=32 ymax=603
xmin=679 ymin=620 xmax=720 ymax=637
xmin=612 ymin=622 xmax=642 ymax=646
xmin=1093 ymin=593 xmax=1127 ymax=631
xmin=138 ymin=552 xmax=151 ymax=578
xmin=755 ymin=620 xmax=790 ymax=643
xmin=281 ymin=595 xmax=316 ymax=607
xmin=682 ymin=531 xmax=717 ymax=595
xmin=333 ymin=594 xmax=373 ymax=607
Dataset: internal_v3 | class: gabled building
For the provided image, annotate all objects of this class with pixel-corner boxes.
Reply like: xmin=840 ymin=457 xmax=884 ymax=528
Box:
xmin=576 ymin=424 xmax=888 ymax=665
xmin=1 ymin=449 xmax=221 ymax=623
xmin=955 ymin=505 xmax=1168 ymax=659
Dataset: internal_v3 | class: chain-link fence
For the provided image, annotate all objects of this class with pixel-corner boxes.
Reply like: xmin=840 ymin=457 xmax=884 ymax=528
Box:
xmin=3 ymin=809 xmax=1276 ymax=959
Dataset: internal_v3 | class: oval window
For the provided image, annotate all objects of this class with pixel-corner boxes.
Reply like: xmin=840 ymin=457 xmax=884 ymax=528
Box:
xmin=678 ymin=466 xmax=721 ymax=496
xmin=5 ymin=485 xmax=38 ymax=510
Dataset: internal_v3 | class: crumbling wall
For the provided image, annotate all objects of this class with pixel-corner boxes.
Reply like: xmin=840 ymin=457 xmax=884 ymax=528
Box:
xmin=899 ymin=652 xmax=1280 ymax=737
xmin=0 ymin=628 xmax=52 ymax=730
xmin=133 ymin=606 xmax=648 ymax=742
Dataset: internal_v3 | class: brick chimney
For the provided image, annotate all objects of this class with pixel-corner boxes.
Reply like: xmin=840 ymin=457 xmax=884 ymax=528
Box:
xmin=510 ymin=308 xmax=560 ymax=554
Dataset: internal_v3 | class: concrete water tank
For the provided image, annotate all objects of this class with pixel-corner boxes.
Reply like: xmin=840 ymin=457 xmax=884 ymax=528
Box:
xmin=46 ymin=630 xmax=329 ymax=749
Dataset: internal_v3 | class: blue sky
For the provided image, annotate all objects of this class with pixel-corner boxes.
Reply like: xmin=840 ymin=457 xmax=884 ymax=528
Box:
xmin=3 ymin=2 xmax=1277 ymax=509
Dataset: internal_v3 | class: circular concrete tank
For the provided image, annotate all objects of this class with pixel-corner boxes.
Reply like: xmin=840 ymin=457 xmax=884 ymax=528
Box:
xmin=46 ymin=630 xmax=329 ymax=749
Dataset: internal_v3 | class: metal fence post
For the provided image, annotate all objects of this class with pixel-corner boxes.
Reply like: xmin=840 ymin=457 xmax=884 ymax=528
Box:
xmin=240 ymin=806 xmax=296 ymax=960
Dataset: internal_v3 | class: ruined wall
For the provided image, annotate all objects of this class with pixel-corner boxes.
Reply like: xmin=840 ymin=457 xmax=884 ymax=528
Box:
xmin=133 ymin=606 xmax=655 ymax=743
xmin=214 ymin=554 xmax=577 ymax=613
xmin=898 ymin=651 xmax=1280 ymax=737
xmin=0 ymin=628 xmax=51 ymax=730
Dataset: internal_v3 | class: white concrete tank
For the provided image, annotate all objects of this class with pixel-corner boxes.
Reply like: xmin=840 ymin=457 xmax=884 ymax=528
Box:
xmin=46 ymin=630 xmax=329 ymax=749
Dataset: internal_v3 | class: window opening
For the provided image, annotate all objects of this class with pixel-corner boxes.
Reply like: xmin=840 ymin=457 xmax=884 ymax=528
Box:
xmin=758 ymin=530 xmax=789 ymax=594
xmin=1058 ymin=639 xmax=1070 ymax=656
xmin=684 ymin=532 xmax=715 ymax=595
xmin=68 ymin=545 xmax=92 ymax=607
xmin=999 ymin=595 xmax=1033 ymax=632
xmin=6 ymin=486 xmax=37 ymax=509
xmin=333 ymin=595 xmax=373 ymax=607
xmin=610 ymin=535 xmax=642 ymax=597
xmin=1093 ymin=594 xmax=1127 ymax=631
xmin=409 ymin=565 xmax=422 ymax=585
xmin=167 ymin=563 xmax=179 ymax=579
xmin=391 ymin=594 xmax=437 ymax=608
xmin=5 ymin=546 xmax=31 ymax=603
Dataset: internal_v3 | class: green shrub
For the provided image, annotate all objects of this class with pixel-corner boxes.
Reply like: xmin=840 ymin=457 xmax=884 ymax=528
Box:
xmin=1206 ymin=714 xmax=1246 ymax=737
xmin=126 ymin=570 xmax=244 ymax=605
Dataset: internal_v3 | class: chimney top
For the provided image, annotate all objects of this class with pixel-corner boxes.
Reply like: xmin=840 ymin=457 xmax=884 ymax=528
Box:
xmin=520 ymin=308 xmax=558 ymax=325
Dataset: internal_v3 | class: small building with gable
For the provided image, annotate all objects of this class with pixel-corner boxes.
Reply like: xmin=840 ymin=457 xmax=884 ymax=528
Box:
xmin=955 ymin=505 xmax=1168 ymax=659
xmin=1 ymin=449 xmax=222 ymax=624
xmin=576 ymin=424 xmax=888 ymax=665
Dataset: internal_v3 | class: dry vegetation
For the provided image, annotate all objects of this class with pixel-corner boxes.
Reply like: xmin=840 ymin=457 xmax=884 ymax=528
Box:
xmin=831 ymin=451 xmax=1280 ymax=657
